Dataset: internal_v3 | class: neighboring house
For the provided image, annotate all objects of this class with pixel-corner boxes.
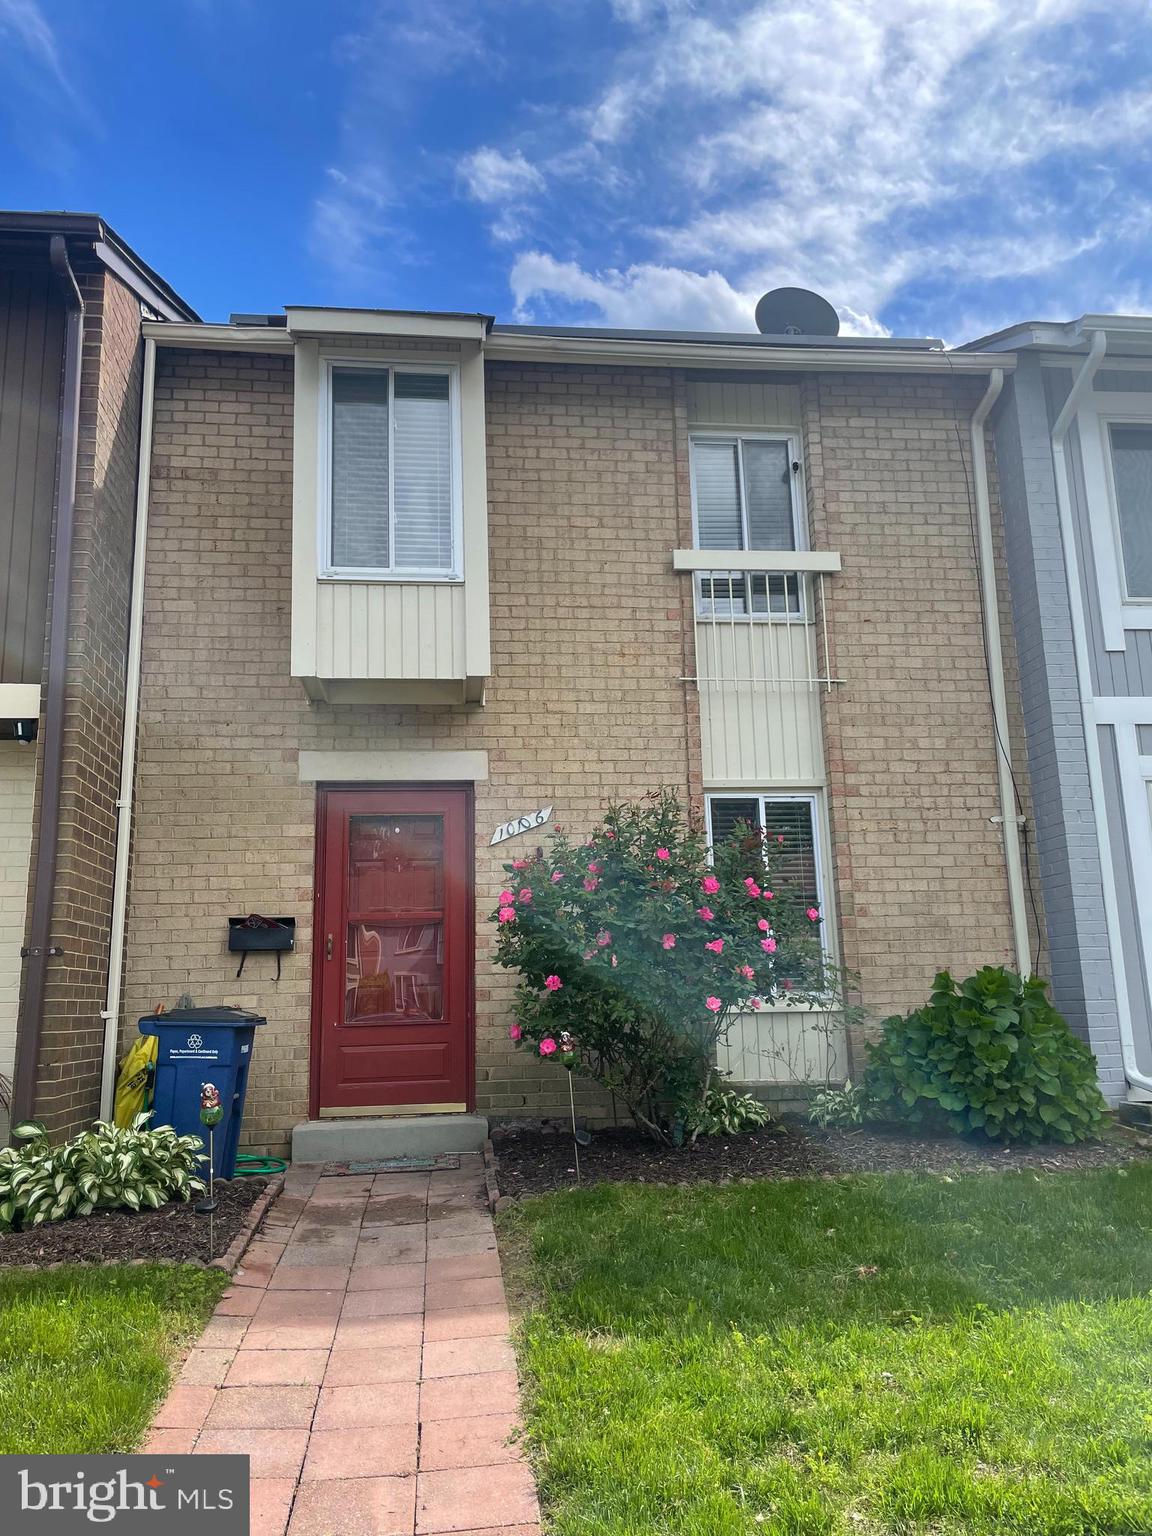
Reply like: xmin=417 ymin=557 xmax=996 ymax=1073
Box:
xmin=91 ymin=301 xmax=1031 ymax=1157
xmin=972 ymin=315 xmax=1152 ymax=1109
xmin=0 ymin=212 xmax=196 ymax=1139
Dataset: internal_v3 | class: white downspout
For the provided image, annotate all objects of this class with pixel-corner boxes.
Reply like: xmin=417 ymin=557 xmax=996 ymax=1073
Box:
xmin=970 ymin=368 xmax=1031 ymax=976
xmin=98 ymin=336 xmax=156 ymax=1121
xmin=1049 ymin=328 xmax=1152 ymax=1095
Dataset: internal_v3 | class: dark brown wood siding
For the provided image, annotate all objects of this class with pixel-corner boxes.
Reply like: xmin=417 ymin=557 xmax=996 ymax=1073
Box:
xmin=0 ymin=269 xmax=64 ymax=685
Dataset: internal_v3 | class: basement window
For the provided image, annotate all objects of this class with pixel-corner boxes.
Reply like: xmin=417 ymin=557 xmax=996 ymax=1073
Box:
xmin=322 ymin=362 xmax=460 ymax=579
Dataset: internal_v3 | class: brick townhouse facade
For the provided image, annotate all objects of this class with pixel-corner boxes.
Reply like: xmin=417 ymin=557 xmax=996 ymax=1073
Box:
xmin=100 ymin=308 xmax=1032 ymax=1157
xmin=0 ymin=213 xmax=196 ymax=1140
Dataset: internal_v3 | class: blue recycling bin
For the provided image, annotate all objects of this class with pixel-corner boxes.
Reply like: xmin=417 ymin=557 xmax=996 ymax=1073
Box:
xmin=139 ymin=1006 xmax=265 ymax=1179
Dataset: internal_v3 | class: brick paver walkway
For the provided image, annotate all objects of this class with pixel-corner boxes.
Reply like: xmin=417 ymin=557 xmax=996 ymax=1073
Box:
xmin=146 ymin=1156 xmax=540 ymax=1536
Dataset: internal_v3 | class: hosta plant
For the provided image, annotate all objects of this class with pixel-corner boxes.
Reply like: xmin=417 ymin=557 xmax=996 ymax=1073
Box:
xmin=492 ymin=790 xmax=837 ymax=1142
xmin=865 ymin=967 xmax=1107 ymax=1144
xmin=684 ymin=1084 xmax=774 ymax=1138
xmin=0 ymin=1113 xmax=207 ymax=1231
xmin=808 ymin=1077 xmax=875 ymax=1130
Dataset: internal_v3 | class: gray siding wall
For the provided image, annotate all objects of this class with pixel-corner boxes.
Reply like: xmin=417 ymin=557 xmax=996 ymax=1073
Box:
xmin=1099 ymin=724 xmax=1152 ymax=1077
xmin=993 ymin=354 xmax=1126 ymax=1100
xmin=0 ymin=268 xmax=64 ymax=686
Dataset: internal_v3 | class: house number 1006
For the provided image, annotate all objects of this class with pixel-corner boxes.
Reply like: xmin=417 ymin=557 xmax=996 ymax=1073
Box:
xmin=490 ymin=806 xmax=553 ymax=846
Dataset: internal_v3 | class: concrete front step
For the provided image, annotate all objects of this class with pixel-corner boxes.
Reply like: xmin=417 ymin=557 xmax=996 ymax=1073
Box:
xmin=291 ymin=1114 xmax=489 ymax=1163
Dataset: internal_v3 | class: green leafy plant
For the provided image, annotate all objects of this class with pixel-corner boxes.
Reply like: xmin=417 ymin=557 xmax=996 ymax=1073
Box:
xmin=684 ymin=1084 xmax=774 ymax=1138
xmin=492 ymin=790 xmax=838 ymax=1142
xmin=808 ymin=1077 xmax=875 ymax=1129
xmin=0 ymin=1113 xmax=206 ymax=1231
xmin=864 ymin=967 xmax=1108 ymax=1144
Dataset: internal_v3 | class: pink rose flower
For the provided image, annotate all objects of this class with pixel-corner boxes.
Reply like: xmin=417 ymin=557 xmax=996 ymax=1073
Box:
xmin=762 ymin=890 xmax=774 ymax=901
xmin=782 ymin=977 xmax=794 ymax=991
xmin=596 ymin=930 xmax=612 ymax=947
xmin=738 ymin=964 xmax=755 ymax=980
xmin=539 ymin=1038 xmax=558 ymax=1056
xmin=544 ymin=974 xmax=563 ymax=992
xmin=498 ymin=906 xmax=516 ymax=923
xmin=705 ymin=938 xmax=724 ymax=954
xmin=807 ymin=908 xmax=820 ymax=921
xmin=744 ymin=878 xmax=761 ymax=897
xmin=761 ymin=937 xmax=777 ymax=953
xmin=509 ymin=1023 xmax=522 ymax=1041
xmin=605 ymin=829 xmax=616 ymax=839
xmin=758 ymin=918 xmax=771 ymax=932
xmin=655 ymin=848 xmax=670 ymax=861
xmin=696 ymin=906 xmax=714 ymax=922
xmin=610 ymin=954 xmax=618 ymax=968
xmin=519 ymin=888 xmax=533 ymax=903
xmin=751 ymin=997 xmax=763 ymax=1009
xmin=662 ymin=934 xmax=676 ymax=950
xmin=499 ymin=890 xmax=513 ymax=905
xmin=551 ymin=871 xmax=564 ymax=883
xmin=701 ymin=874 xmax=720 ymax=895
xmin=587 ymin=861 xmax=602 ymax=875
xmin=704 ymin=996 xmax=722 ymax=1013
xmin=776 ymin=835 xmax=785 ymax=845
xmin=583 ymin=877 xmax=599 ymax=893
xmin=513 ymin=858 xmax=529 ymax=869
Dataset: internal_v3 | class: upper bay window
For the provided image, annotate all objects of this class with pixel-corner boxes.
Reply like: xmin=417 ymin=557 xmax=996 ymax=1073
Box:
xmin=689 ymin=433 xmax=804 ymax=617
xmin=324 ymin=363 xmax=459 ymax=579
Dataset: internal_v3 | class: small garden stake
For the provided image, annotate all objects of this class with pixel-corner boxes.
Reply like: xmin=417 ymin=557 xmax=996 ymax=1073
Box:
xmin=194 ymin=1081 xmax=223 ymax=1256
xmin=567 ymin=1067 xmax=582 ymax=1184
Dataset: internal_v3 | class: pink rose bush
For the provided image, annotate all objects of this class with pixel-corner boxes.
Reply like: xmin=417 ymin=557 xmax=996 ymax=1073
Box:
xmin=491 ymin=790 xmax=830 ymax=1143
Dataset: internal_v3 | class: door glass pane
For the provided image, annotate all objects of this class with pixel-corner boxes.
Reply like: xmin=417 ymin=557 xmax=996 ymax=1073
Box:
xmin=331 ymin=368 xmax=390 ymax=569
xmin=346 ymin=922 xmax=443 ymax=1021
xmin=348 ymin=815 xmax=443 ymax=913
xmin=1110 ymin=424 xmax=1152 ymax=599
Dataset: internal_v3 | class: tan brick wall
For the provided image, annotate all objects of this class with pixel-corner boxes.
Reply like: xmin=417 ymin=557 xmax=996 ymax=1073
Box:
xmin=120 ymin=353 xmax=699 ymax=1153
xmin=31 ymin=270 xmax=144 ymax=1136
xmin=804 ymin=372 xmax=1029 ymax=1062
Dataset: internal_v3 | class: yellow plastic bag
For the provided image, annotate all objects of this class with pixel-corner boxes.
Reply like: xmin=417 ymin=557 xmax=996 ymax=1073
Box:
xmin=113 ymin=1034 xmax=157 ymax=1128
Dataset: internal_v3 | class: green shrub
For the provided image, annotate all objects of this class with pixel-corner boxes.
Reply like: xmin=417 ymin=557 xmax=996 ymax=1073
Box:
xmin=808 ymin=1077 xmax=874 ymax=1129
xmin=864 ymin=967 xmax=1107 ymax=1144
xmin=0 ymin=1114 xmax=206 ymax=1231
xmin=684 ymin=1084 xmax=774 ymax=1138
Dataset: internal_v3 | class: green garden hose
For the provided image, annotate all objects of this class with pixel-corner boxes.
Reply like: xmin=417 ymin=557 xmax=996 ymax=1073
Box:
xmin=235 ymin=1152 xmax=287 ymax=1177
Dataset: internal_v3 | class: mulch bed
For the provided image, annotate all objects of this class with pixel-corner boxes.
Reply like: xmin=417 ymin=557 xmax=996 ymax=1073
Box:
xmin=0 ymin=1178 xmax=268 ymax=1268
xmin=491 ymin=1120 xmax=1150 ymax=1198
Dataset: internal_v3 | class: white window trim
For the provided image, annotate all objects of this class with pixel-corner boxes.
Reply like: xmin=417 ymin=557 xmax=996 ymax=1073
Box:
xmin=704 ymin=789 xmax=833 ymax=974
xmin=1073 ymin=389 xmax=1152 ymax=649
xmin=317 ymin=355 xmax=464 ymax=583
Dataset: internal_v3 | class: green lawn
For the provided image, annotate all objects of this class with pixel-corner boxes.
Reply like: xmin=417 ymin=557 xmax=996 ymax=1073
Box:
xmin=501 ymin=1165 xmax=1152 ymax=1536
xmin=0 ymin=1265 xmax=229 ymax=1453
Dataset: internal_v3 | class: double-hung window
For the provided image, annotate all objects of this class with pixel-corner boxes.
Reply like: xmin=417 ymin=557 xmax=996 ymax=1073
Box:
xmin=707 ymin=792 xmax=829 ymax=982
xmin=323 ymin=363 xmax=459 ymax=579
xmin=690 ymin=434 xmax=803 ymax=617
xmin=1109 ymin=423 xmax=1152 ymax=601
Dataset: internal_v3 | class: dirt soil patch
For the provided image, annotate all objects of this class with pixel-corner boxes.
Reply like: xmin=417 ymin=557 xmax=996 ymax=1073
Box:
xmin=0 ymin=1178 xmax=268 ymax=1268
xmin=492 ymin=1120 xmax=1148 ymax=1198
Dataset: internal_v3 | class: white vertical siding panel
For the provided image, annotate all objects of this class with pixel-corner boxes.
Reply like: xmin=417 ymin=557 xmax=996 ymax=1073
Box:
xmin=312 ymin=580 xmax=469 ymax=681
xmin=717 ymin=1010 xmax=846 ymax=1083
xmin=696 ymin=623 xmax=822 ymax=783
xmin=687 ymin=381 xmax=802 ymax=430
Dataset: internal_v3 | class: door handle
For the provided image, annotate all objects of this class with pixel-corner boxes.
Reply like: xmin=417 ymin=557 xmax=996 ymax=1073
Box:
xmin=326 ymin=933 xmax=334 ymax=961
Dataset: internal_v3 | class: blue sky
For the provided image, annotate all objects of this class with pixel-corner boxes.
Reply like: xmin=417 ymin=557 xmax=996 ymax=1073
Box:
xmin=2 ymin=0 xmax=1151 ymax=341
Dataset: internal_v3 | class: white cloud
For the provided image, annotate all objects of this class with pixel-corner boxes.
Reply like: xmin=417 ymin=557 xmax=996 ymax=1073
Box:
xmin=0 ymin=0 xmax=63 ymax=78
xmin=483 ymin=0 xmax=1152 ymax=336
xmin=460 ymin=147 xmax=545 ymax=203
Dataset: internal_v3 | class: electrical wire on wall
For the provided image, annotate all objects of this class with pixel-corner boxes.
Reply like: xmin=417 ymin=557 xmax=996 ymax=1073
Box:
xmin=945 ymin=351 xmax=1046 ymax=976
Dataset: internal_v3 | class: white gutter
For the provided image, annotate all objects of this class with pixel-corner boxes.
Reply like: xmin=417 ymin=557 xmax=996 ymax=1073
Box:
xmin=98 ymin=336 xmax=156 ymax=1120
xmin=969 ymin=368 xmax=1031 ymax=976
xmin=1049 ymin=328 xmax=1152 ymax=1094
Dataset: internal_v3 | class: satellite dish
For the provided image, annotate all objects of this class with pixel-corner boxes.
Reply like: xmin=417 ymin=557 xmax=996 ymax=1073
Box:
xmin=754 ymin=287 xmax=840 ymax=337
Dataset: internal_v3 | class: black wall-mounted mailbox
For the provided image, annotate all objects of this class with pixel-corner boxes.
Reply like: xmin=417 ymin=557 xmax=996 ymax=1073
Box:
xmin=228 ymin=915 xmax=296 ymax=978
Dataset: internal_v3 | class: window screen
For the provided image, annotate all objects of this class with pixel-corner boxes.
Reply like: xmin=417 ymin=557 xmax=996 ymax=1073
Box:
xmin=329 ymin=367 xmax=454 ymax=573
xmin=691 ymin=435 xmax=800 ymax=617
xmin=1111 ymin=424 xmax=1152 ymax=600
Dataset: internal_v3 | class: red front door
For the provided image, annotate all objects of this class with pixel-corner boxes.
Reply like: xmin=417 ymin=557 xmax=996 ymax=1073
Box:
xmin=314 ymin=787 xmax=473 ymax=1114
